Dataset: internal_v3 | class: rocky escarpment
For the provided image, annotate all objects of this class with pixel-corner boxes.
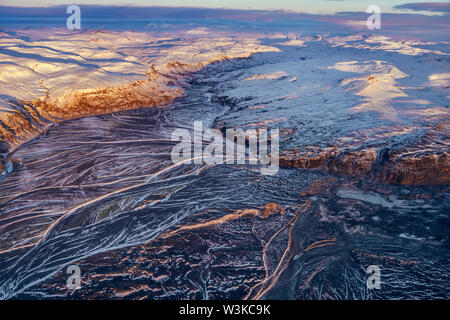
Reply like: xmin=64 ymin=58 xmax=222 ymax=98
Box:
xmin=0 ymin=77 xmax=182 ymax=150
xmin=280 ymin=121 xmax=450 ymax=185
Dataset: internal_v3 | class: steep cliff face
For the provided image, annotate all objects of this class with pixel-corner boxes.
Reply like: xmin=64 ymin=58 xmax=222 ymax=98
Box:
xmin=377 ymin=152 xmax=448 ymax=185
xmin=373 ymin=122 xmax=450 ymax=185
xmin=280 ymin=121 xmax=449 ymax=185
xmin=0 ymin=79 xmax=183 ymax=150
xmin=281 ymin=147 xmax=449 ymax=185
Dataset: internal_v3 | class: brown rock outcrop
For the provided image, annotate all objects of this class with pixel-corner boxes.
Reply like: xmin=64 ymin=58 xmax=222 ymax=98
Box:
xmin=280 ymin=122 xmax=449 ymax=185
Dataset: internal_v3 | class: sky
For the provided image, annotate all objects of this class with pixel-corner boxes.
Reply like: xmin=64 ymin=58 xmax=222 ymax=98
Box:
xmin=1 ymin=0 xmax=449 ymax=14
xmin=0 ymin=1 xmax=448 ymax=40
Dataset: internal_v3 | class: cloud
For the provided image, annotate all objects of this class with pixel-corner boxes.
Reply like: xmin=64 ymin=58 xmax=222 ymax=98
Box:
xmin=394 ymin=2 xmax=450 ymax=13
xmin=0 ymin=5 xmax=301 ymax=21
xmin=0 ymin=5 xmax=448 ymax=40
